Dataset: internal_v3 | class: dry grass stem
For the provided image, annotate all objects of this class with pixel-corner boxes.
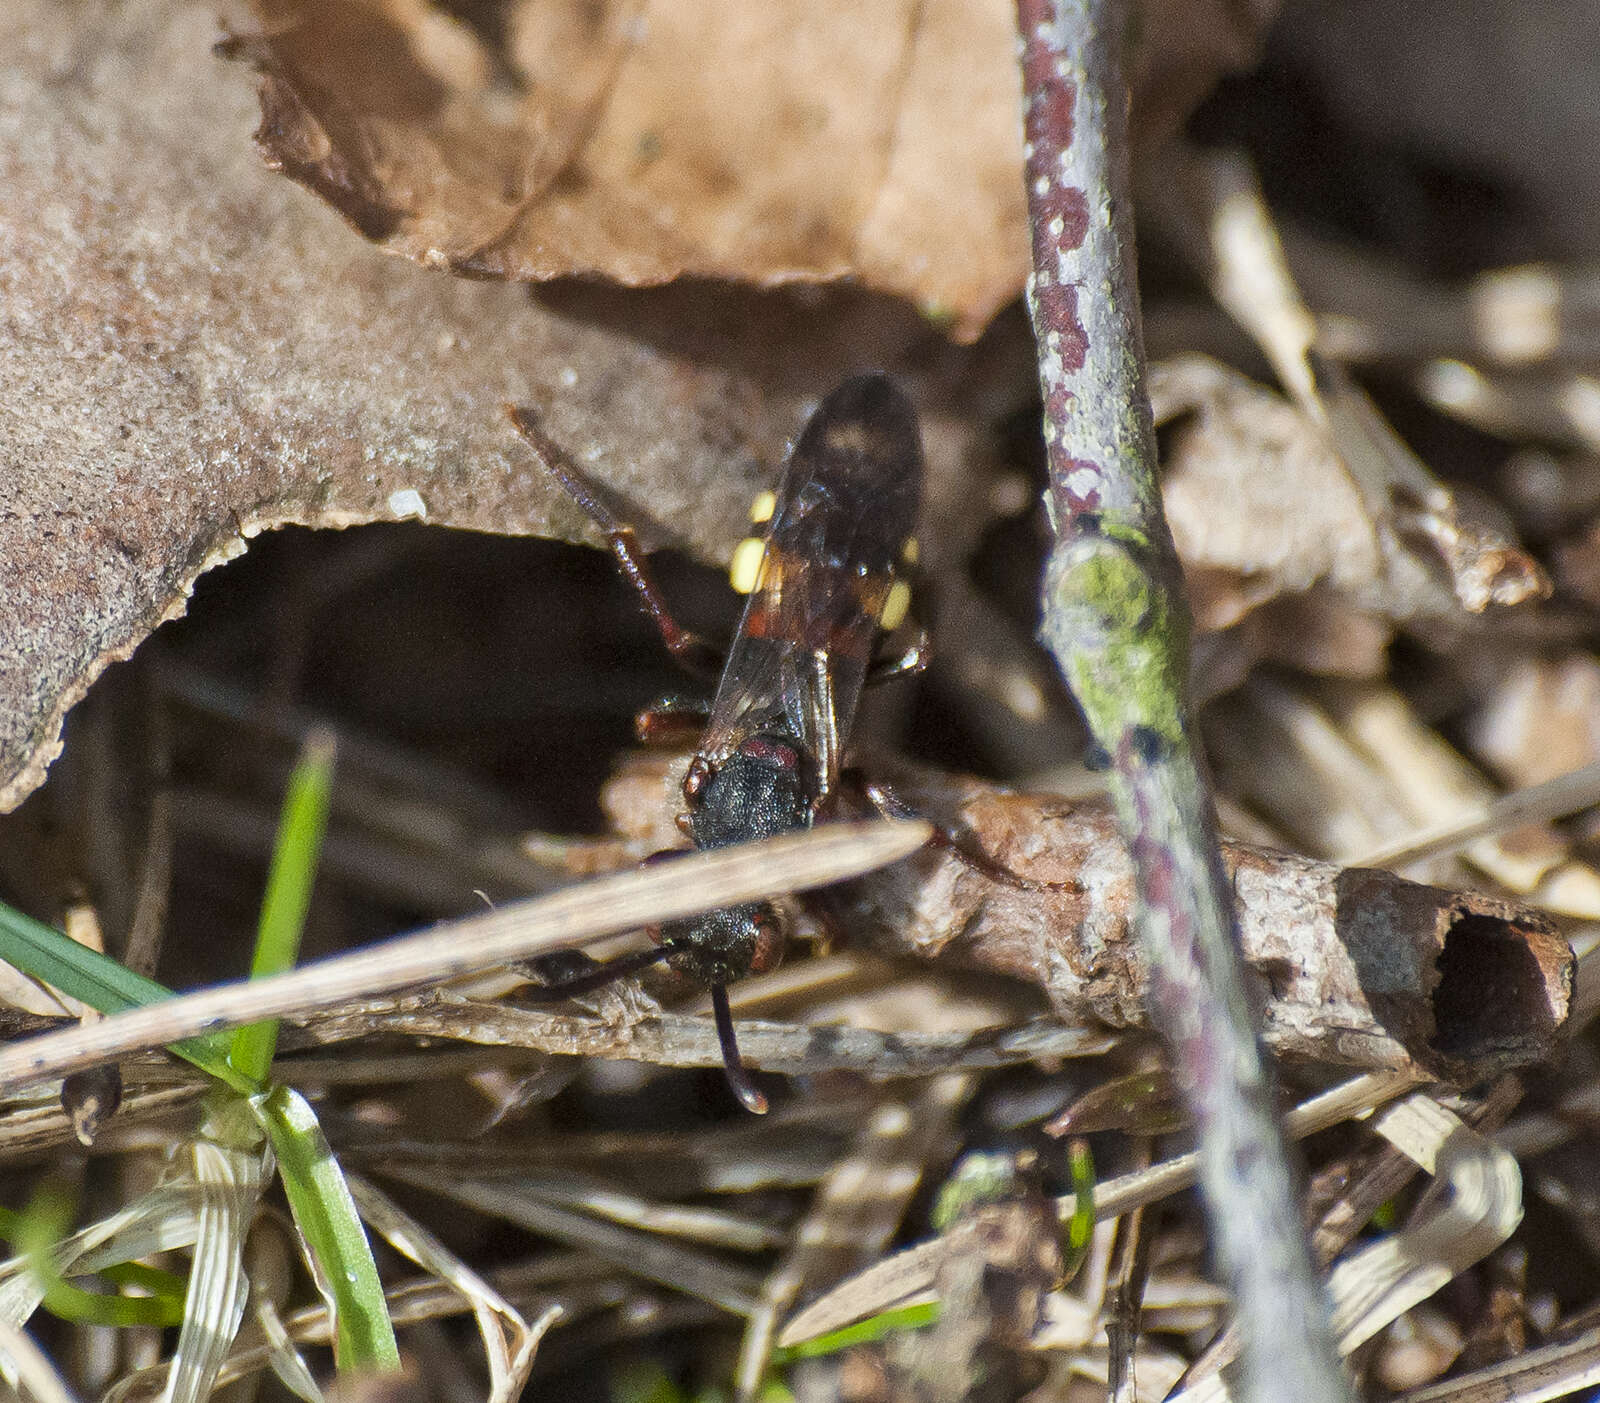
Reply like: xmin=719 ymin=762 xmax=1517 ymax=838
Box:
xmin=0 ymin=820 xmax=928 ymax=1094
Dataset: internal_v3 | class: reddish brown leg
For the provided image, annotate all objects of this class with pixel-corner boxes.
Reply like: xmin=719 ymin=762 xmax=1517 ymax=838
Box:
xmin=635 ymin=695 xmax=712 ymax=746
xmin=507 ymin=404 xmax=723 ymax=679
xmin=865 ymin=629 xmax=931 ymax=686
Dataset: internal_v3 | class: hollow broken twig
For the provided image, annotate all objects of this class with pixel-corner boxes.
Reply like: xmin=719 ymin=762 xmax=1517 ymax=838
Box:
xmin=830 ymin=771 xmax=1572 ymax=1084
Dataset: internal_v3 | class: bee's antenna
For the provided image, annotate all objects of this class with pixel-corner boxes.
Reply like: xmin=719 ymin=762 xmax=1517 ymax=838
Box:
xmin=711 ymin=983 xmax=767 ymax=1114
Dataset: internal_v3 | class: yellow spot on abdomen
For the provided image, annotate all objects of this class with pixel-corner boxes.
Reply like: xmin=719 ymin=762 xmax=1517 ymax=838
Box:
xmin=900 ymin=536 xmax=920 ymax=567
xmin=881 ymin=578 xmax=913 ymax=631
xmin=749 ymin=490 xmax=776 ymax=524
xmin=729 ymin=536 xmax=768 ymax=594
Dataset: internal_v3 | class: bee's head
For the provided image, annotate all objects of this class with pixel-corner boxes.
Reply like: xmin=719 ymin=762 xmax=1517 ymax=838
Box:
xmin=653 ymin=899 xmax=788 ymax=987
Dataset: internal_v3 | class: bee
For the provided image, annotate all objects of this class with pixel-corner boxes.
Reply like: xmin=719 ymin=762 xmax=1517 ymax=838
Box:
xmin=510 ymin=374 xmax=1030 ymax=1111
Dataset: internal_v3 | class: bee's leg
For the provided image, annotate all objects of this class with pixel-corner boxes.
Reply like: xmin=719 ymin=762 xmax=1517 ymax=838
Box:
xmin=635 ymin=694 xmax=712 ymax=746
xmin=518 ymin=944 xmax=671 ymax=1001
xmin=507 ymin=404 xmax=723 ymax=679
xmin=865 ymin=628 xmax=931 ymax=686
xmin=852 ymin=772 xmax=1080 ymax=894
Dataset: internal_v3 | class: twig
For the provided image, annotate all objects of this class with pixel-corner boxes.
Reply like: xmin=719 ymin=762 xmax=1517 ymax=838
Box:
xmin=1180 ymin=1077 xmax=1526 ymax=1397
xmin=1013 ymin=3 xmax=1352 ymax=1401
xmin=836 ymin=770 xmax=1572 ymax=1079
xmin=296 ymin=1002 xmax=1110 ymax=1077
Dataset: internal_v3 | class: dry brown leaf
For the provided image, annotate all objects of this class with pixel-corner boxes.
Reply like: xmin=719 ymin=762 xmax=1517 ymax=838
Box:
xmin=1159 ymin=365 xmax=1375 ymax=624
xmin=1154 ymin=356 xmax=1396 ymax=630
xmin=0 ymin=0 xmax=991 ymax=814
xmin=229 ymin=0 xmax=1275 ymax=343
xmin=1153 ymin=355 xmax=1544 ymax=666
xmin=0 ymin=0 xmax=1279 ymax=814
xmin=230 ymin=0 xmax=1028 ymax=341
xmin=1466 ymin=654 xmax=1600 ymax=788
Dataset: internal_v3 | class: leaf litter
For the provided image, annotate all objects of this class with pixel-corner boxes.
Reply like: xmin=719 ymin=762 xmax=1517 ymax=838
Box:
xmin=7 ymin=0 xmax=1600 ymax=1400
xmin=226 ymin=0 xmax=1265 ymax=344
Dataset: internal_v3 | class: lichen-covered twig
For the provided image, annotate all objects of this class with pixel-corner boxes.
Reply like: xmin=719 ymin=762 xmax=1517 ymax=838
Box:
xmin=1013 ymin=3 xmax=1354 ymax=1399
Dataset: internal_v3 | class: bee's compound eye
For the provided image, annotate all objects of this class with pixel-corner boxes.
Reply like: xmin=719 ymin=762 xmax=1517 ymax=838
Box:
xmin=749 ymin=490 xmax=777 ymax=524
xmin=880 ymin=578 xmax=913 ymax=631
xmin=747 ymin=906 xmax=788 ymax=976
xmin=729 ymin=536 xmax=767 ymax=594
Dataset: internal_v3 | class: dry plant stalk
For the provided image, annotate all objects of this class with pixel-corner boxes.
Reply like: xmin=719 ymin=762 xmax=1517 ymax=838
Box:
xmin=1017 ymin=2 xmax=1380 ymax=1396
xmin=778 ymin=1072 xmax=1417 ymax=1351
xmin=835 ymin=773 xmax=1572 ymax=1081
xmin=0 ymin=820 xmax=928 ymax=1095
xmin=733 ymin=1077 xmax=971 ymax=1399
xmin=1165 ymin=149 xmax=1547 ymax=619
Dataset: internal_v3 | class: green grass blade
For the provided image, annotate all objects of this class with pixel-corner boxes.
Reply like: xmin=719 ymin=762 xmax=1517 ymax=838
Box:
xmin=238 ymin=741 xmax=399 ymax=1375
xmin=228 ymin=733 xmax=335 ymax=1084
xmin=1061 ymin=1137 xmax=1096 ymax=1278
xmin=10 ymin=1183 xmax=187 ymax=1329
xmin=0 ymin=738 xmax=396 ymax=1377
xmin=0 ymin=900 xmax=245 ymax=1090
xmin=99 ymin=1260 xmax=190 ymax=1303
xmin=0 ymin=903 xmax=168 ymax=1013
xmin=254 ymin=1084 xmax=399 ymax=1373
xmin=771 ymin=1302 xmax=939 ymax=1361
